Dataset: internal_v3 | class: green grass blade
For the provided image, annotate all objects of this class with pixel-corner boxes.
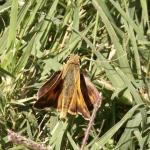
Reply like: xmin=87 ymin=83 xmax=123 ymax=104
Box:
xmin=92 ymin=0 xmax=133 ymax=79
xmin=67 ymin=132 xmax=79 ymax=150
xmin=90 ymin=104 xmax=143 ymax=149
xmin=115 ymin=112 xmax=142 ymax=150
xmin=7 ymin=0 xmax=18 ymax=49
xmin=14 ymin=34 xmax=36 ymax=74
xmin=115 ymin=67 xmax=143 ymax=104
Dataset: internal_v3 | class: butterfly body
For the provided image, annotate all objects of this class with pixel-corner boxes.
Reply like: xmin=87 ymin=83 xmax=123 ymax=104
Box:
xmin=34 ymin=54 xmax=100 ymax=120
xmin=60 ymin=55 xmax=80 ymax=118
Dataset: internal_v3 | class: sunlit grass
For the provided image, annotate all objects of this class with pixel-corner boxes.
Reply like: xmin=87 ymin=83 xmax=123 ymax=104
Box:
xmin=0 ymin=0 xmax=150 ymax=149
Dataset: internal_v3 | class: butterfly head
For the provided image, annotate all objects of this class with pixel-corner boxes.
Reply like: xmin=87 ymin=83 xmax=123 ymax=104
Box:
xmin=67 ymin=54 xmax=80 ymax=65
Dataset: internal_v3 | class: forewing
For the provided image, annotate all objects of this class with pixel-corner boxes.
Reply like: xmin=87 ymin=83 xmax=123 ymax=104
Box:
xmin=76 ymin=88 xmax=91 ymax=120
xmin=68 ymin=89 xmax=77 ymax=115
xmin=80 ymin=74 xmax=100 ymax=110
xmin=37 ymin=71 xmax=62 ymax=99
xmin=34 ymin=71 xmax=63 ymax=109
xmin=67 ymin=87 xmax=91 ymax=120
xmin=73 ymin=72 xmax=91 ymax=120
xmin=64 ymin=68 xmax=90 ymax=120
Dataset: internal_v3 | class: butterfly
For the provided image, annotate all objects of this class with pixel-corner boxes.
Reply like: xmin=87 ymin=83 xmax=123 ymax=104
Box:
xmin=34 ymin=54 xmax=100 ymax=120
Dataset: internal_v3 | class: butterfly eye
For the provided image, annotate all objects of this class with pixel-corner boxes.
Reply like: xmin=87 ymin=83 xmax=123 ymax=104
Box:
xmin=64 ymin=55 xmax=70 ymax=63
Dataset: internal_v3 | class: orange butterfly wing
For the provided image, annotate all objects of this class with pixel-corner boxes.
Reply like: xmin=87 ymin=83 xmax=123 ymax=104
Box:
xmin=34 ymin=71 xmax=63 ymax=109
xmin=67 ymin=72 xmax=91 ymax=120
xmin=80 ymin=74 xmax=100 ymax=110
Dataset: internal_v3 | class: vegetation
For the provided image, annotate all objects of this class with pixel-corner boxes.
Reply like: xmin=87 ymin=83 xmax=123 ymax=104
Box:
xmin=0 ymin=0 xmax=150 ymax=149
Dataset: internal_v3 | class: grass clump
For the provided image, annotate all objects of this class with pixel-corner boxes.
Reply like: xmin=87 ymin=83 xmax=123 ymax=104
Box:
xmin=0 ymin=0 xmax=150 ymax=149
